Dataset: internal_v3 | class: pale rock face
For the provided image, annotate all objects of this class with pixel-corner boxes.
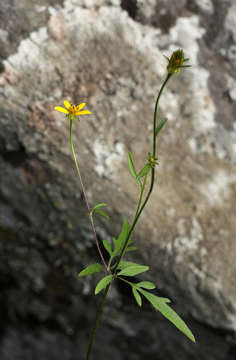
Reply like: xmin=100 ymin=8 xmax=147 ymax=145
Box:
xmin=0 ymin=0 xmax=236 ymax=359
xmin=225 ymin=3 xmax=236 ymax=42
xmin=195 ymin=0 xmax=214 ymax=15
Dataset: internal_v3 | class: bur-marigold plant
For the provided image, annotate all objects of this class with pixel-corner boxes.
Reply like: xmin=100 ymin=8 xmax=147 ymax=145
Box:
xmin=54 ymin=49 xmax=194 ymax=359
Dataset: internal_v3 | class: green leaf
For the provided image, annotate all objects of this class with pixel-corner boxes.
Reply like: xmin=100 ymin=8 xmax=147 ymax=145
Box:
xmin=126 ymin=246 xmax=137 ymax=252
xmin=116 ymin=261 xmax=142 ymax=270
xmin=127 ymin=152 xmax=137 ymax=178
xmin=94 ymin=209 xmax=110 ymax=220
xmin=132 ymin=287 xmax=142 ymax=307
xmin=128 ymin=152 xmax=142 ymax=187
xmin=78 ymin=263 xmax=104 ymax=277
xmin=136 ymin=281 xmax=156 ymax=290
xmin=118 ymin=265 xmax=149 ymax=277
xmin=91 ymin=203 xmax=107 ymax=213
xmin=155 ymin=118 xmax=168 ymax=137
xmin=112 ymin=221 xmax=131 ymax=257
xmin=118 ymin=220 xmax=131 ymax=249
xmin=103 ymin=240 xmax=112 ymax=256
xmin=137 ymin=164 xmax=152 ymax=179
xmin=95 ymin=275 xmax=113 ymax=295
xmin=139 ymin=289 xmax=195 ymax=342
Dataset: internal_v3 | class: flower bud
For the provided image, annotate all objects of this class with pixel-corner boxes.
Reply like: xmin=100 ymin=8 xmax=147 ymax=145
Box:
xmin=166 ymin=49 xmax=190 ymax=74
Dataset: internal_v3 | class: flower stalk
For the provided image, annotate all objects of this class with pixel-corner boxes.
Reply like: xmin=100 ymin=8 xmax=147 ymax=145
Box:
xmin=69 ymin=118 xmax=109 ymax=274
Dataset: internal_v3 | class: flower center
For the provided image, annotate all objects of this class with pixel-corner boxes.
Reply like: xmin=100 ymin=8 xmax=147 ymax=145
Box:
xmin=69 ymin=104 xmax=78 ymax=114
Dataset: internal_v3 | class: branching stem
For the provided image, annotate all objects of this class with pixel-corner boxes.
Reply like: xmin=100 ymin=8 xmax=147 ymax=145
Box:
xmin=85 ymin=73 xmax=172 ymax=359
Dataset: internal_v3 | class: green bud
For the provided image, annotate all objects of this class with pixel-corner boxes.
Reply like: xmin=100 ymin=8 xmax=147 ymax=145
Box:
xmin=166 ymin=49 xmax=190 ymax=74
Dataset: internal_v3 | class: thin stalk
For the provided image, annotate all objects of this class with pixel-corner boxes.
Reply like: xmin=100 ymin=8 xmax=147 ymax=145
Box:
xmin=153 ymin=73 xmax=171 ymax=157
xmin=117 ymin=276 xmax=133 ymax=287
xmin=86 ymin=283 xmax=111 ymax=360
xmin=114 ymin=74 xmax=172 ymax=270
xmin=135 ymin=173 xmax=148 ymax=218
xmin=69 ymin=119 xmax=109 ymax=274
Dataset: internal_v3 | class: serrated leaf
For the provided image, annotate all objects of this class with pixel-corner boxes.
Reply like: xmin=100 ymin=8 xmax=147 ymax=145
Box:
xmin=155 ymin=118 xmax=168 ymax=137
xmin=118 ymin=265 xmax=149 ymax=277
xmin=137 ymin=164 xmax=152 ymax=179
xmin=136 ymin=281 xmax=156 ymax=290
xmin=95 ymin=275 xmax=113 ymax=295
xmin=132 ymin=287 xmax=142 ymax=307
xmin=78 ymin=263 xmax=104 ymax=277
xmin=103 ymin=240 xmax=112 ymax=256
xmin=139 ymin=289 xmax=195 ymax=343
xmin=128 ymin=152 xmax=142 ymax=187
xmin=91 ymin=203 xmax=107 ymax=213
xmin=94 ymin=209 xmax=110 ymax=220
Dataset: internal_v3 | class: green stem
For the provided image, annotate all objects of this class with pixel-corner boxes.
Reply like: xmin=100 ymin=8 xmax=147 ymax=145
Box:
xmin=135 ymin=173 xmax=148 ymax=219
xmin=86 ymin=284 xmax=111 ymax=360
xmin=117 ymin=276 xmax=133 ymax=287
xmin=85 ymin=73 xmax=172 ymax=359
xmin=153 ymin=73 xmax=171 ymax=157
xmin=114 ymin=73 xmax=172 ymax=270
xmin=69 ymin=119 xmax=109 ymax=274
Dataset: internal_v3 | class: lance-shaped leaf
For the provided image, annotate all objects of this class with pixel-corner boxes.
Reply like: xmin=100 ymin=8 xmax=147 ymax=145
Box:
xmin=118 ymin=264 xmax=149 ymax=277
xmin=125 ymin=246 xmax=137 ymax=252
xmin=95 ymin=275 xmax=113 ymax=295
xmin=155 ymin=118 xmax=168 ymax=137
xmin=118 ymin=220 xmax=131 ymax=249
xmin=91 ymin=203 xmax=107 ymax=213
xmin=94 ymin=209 xmax=110 ymax=220
xmin=103 ymin=240 xmax=113 ymax=256
xmin=116 ymin=261 xmax=142 ymax=270
xmin=132 ymin=286 xmax=142 ymax=307
xmin=128 ymin=152 xmax=142 ymax=187
xmin=139 ymin=289 xmax=195 ymax=342
xmin=136 ymin=281 xmax=156 ymax=290
xmin=137 ymin=164 xmax=152 ymax=179
xmin=112 ymin=221 xmax=131 ymax=257
xmin=78 ymin=263 xmax=104 ymax=277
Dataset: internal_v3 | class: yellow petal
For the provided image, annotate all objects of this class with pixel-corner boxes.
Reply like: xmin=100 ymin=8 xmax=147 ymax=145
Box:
xmin=64 ymin=100 xmax=71 ymax=109
xmin=75 ymin=110 xmax=91 ymax=115
xmin=54 ymin=106 xmax=69 ymax=114
xmin=77 ymin=102 xmax=86 ymax=111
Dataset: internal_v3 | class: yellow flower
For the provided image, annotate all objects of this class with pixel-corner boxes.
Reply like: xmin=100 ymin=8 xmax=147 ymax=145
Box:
xmin=54 ymin=100 xmax=91 ymax=120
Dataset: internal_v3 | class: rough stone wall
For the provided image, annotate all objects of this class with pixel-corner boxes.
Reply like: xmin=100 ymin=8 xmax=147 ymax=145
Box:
xmin=0 ymin=0 xmax=236 ymax=359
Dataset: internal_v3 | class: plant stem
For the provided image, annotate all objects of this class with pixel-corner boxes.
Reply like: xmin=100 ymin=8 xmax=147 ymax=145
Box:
xmin=69 ymin=119 xmax=109 ymax=274
xmin=135 ymin=173 xmax=148 ymax=218
xmin=153 ymin=73 xmax=171 ymax=157
xmin=85 ymin=73 xmax=172 ymax=359
xmin=114 ymin=73 xmax=172 ymax=270
xmin=86 ymin=283 xmax=111 ymax=360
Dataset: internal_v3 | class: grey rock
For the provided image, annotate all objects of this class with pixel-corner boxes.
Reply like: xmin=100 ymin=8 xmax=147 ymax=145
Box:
xmin=0 ymin=0 xmax=236 ymax=359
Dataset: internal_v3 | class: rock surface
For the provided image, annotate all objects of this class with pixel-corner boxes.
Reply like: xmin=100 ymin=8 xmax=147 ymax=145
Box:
xmin=0 ymin=0 xmax=236 ymax=359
